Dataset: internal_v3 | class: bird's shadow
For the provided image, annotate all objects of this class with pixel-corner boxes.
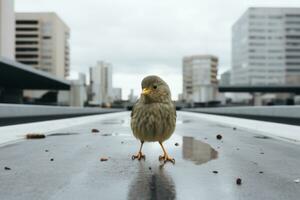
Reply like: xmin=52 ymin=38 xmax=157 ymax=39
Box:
xmin=127 ymin=162 xmax=176 ymax=200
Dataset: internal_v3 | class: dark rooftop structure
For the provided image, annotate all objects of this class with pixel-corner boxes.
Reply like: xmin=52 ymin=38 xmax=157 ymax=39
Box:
xmin=219 ymin=85 xmax=300 ymax=94
xmin=0 ymin=58 xmax=70 ymax=90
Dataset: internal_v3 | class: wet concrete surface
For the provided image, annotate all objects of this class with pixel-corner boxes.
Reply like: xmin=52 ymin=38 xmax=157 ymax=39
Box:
xmin=0 ymin=111 xmax=300 ymax=200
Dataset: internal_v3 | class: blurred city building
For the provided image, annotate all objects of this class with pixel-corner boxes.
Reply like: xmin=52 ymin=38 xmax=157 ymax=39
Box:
xmin=128 ymin=89 xmax=137 ymax=103
xmin=15 ymin=12 xmax=70 ymax=102
xmin=15 ymin=12 xmax=70 ymax=78
xmin=0 ymin=0 xmax=15 ymax=59
xmin=220 ymin=70 xmax=231 ymax=86
xmin=112 ymin=88 xmax=122 ymax=102
xmin=182 ymin=55 xmax=218 ymax=106
xmin=232 ymin=7 xmax=300 ymax=86
xmin=89 ymin=61 xmax=113 ymax=106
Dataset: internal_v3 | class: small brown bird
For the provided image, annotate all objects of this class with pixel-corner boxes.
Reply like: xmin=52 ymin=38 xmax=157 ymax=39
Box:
xmin=131 ymin=75 xmax=176 ymax=163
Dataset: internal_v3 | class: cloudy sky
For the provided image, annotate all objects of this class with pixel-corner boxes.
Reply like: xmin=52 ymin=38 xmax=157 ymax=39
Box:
xmin=15 ymin=0 xmax=300 ymax=99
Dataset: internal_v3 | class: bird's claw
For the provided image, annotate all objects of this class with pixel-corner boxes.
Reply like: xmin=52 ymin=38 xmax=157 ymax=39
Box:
xmin=132 ymin=152 xmax=145 ymax=161
xmin=159 ymin=155 xmax=175 ymax=164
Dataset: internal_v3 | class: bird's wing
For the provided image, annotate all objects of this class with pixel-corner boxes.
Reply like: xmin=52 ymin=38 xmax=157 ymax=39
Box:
xmin=131 ymin=99 xmax=139 ymax=118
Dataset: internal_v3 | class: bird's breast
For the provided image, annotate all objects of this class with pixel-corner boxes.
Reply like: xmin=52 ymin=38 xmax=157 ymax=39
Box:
xmin=131 ymin=103 xmax=176 ymax=142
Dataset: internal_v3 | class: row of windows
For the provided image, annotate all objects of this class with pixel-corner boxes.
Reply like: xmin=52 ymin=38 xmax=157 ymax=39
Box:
xmin=16 ymin=54 xmax=38 ymax=58
xmin=286 ymin=35 xmax=300 ymax=39
xmin=16 ymin=47 xmax=38 ymax=51
xmin=286 ymin=49 xmax=300 ymax=52
xmin=286 ymin=21 xmax=300 ymax=25
xmin=16 ymin=34 xmax=38 ymax=38
xmin=286 ymin=14 xmax=300 ymax=18
xmin=16 ymin=20 xmax=38 ymax=25
xmin=16 ymin=41 xmax=38 ymax=45
xmin=19 ymin=61 xmax=39 ymax=65
xmin=286 ymin=28 xmax=300 ymax=32
xmin=16 ymin=28 xmax=38 ymax=31
xmin=286 ymin=56 xmax=300 ymax=59
xmin=286 ymin=62 xmax=300 ymax=65
xmin=287 ymin=69 xmax=300 ymax=72
xmin=286 ymin=42 xmax=300 ymax=46
xmin=249 ymin=56 xmax=284 ymax=59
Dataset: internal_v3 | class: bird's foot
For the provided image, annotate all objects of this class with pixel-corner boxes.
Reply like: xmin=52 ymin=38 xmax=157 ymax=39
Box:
xmin=132 ymin=151 xmax=145 ymax=161
xmin=159 ymin=154 xmax=175 ymax=164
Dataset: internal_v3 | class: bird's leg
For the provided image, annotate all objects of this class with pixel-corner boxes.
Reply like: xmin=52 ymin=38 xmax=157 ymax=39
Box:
xmin=132 ymin=141 xmax=145 ymax=160
xmin=158 ymin=142 xmax=175 ymax=164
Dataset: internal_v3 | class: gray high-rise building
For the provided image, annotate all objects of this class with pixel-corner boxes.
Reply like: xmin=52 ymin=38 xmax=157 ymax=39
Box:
xmin=232 ymin=7 xmax=300 ymax=86
xmin=89 ymin=61 xmax=113 ymax=106
xmin=15 ymin=12 xmax=70 ymax=78
xmin=0 ymin=0 xmax=15 ymax=59
xmin=182 ymin=55 xmax=218 ymax=103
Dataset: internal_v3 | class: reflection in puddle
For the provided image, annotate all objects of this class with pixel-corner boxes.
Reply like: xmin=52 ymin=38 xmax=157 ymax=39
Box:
xmin=127 ymin=163 xmax=176 ymax=200
xmin=182 ymin=136 xmax=218 ymax=165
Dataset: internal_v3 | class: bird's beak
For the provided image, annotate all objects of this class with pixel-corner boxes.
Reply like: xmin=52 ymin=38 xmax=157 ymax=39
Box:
xmin=142 ymin=88 xmax=151 ymax=95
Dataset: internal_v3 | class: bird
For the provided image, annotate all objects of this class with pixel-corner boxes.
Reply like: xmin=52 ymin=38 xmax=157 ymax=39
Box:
xmin=130 ymin=75 xmax=176 ymax=163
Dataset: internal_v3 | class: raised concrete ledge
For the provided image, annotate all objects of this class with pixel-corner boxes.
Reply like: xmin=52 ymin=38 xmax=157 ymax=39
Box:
xmin=0 ymin=103 xmax=124 ymax=119
xmin=184 ymin=106 xmax=300 ymax=118
xmin=183 ymin=106 xmax=300 ymax=126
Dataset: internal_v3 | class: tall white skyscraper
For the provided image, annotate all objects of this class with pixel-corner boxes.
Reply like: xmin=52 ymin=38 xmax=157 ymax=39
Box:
xmin=0 ymin=0 xmax=15 ymax=59
xmin=182 ymin=55 xmax=218 ymax=103
xmin=232 ymin=7 xmax=300 ymax=86
xmin=89 ymin=61 xmax=113 ymax=106
xmin=15 ymin=12 xmax=70 ymax=78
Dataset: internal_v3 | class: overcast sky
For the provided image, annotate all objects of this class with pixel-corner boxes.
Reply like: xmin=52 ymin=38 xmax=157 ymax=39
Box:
xmin=15 ymin=0 xmax=300 ymax=99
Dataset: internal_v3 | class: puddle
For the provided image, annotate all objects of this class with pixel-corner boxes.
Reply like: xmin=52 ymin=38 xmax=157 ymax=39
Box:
xmin=48 ymin=133 xmax=79 ymax=137
xmin=100 ymin=120 xmax=125 ymax=125
xmin=182 ymin=136 xmax=218 ymax=165
xmin=254 ymin=135 xmax=271 ymax=139
xmin=128 ymin=163 xmax=176 ymax=200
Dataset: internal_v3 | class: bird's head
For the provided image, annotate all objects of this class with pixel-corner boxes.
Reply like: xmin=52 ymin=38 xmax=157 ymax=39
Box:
xmin=140 ymin=75 xmax=172 ymax=104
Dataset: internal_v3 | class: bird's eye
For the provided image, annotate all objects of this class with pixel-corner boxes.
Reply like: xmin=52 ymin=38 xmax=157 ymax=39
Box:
xmin=153 ymin=85 xmax=157 ymax=89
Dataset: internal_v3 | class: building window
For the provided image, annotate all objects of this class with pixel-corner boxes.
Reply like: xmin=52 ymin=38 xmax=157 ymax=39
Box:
xmin=16 ymin=47 xmax=39 ymax=52
xmin=19 ymin=61 xmax=39 ymax=65
xmin=16 ymin=20 xmax=38 ymax=24
xmin=286 ymin=49 xmax=300 ymax=52
xmin=286 ymin=35 xmax=300 ymax=39
xmin=42 ymin=36 xmax=52 ymax=40
xmin=16 ymin=54 xmax=38 ymax=58
xmin=16 ymin=27 xmax=38 ymax=31
xmin=16 ymin=41 xmax=39 ymax=45
xmin=16 ymin=34 xmax=38 ymax=38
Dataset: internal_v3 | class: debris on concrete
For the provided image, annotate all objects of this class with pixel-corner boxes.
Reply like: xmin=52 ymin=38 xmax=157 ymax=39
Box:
xmin=148 ymin=167 xmax=152 ymax=170
xmin=259 ymin=171 xmax=264 ymax=174
xmin=212 ymin=170 xmax=218 ymax=174
xmin=100 ymin=157 xmax=108 ymax=162
xmin=175 ymin=142 xmax=179 ymax=146
xmin=294 ymin=179 xmax=300 ymax=183
xmin=26 ymin=133 xmax=46 ymax=139
xmin=91 ymin=129 xmax=99 ymax=133
xmin=45 ymin=150 xmax=49 ymax=152
xmin=121 ymin=141 xmax=124 ymax=144
xmin=236 ymin=178 xmax=242 ymax=185
xmin=4 ymin=166 xmax=11 ymax=170
xmin=233 ymin=127 xmax=237 ymax=130
xmin=216 ymin=134 xmax=222 ymax=140
xmin=260 ymin=152 xmax=265 ymax=154
xmin=50 ymin=158 xmax=54 ymax=161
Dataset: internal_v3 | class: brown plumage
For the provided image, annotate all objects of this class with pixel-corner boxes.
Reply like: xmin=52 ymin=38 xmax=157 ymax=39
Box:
xmin=131 ymin=75 xmax=176 ymax=163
